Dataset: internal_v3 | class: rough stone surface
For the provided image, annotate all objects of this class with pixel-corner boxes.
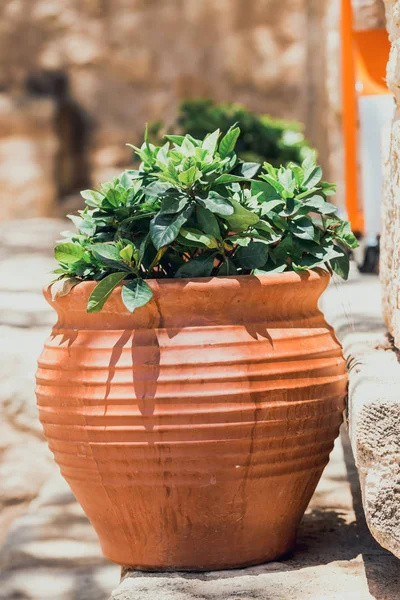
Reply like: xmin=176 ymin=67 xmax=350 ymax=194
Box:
xmin=323 ymin=271 xmax=400 ymax=560
xmin=0 ymin=0 xmax=333 ymax=218
xmin=0 ymin=474 xmax=119 ymax=600
xmin=353 ymin=0 xmax=387 ymax=30
xmin=381 ymin=0 xmax=400 ymax=347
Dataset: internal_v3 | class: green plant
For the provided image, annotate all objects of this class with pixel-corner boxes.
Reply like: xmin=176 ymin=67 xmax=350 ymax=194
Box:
xmin=52 ymin=127 xmax=357 ymax=314
xmin=149 ymin=98 xmax=312 ymax=166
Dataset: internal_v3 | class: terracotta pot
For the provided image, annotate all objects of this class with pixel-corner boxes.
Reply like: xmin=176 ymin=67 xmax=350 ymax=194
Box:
xmin=36 ymin=270 xmax=346 ymax=571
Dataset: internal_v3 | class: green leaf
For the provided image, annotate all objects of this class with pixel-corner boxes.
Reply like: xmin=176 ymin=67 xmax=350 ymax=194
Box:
xmin=320 ymin=181 xmax=336 ymax=196
xmin=103 ymin=184 xmax=123 ymax=208
xmin=280 ymin=197 xmax=303 ymax=217
xmin=144 ymin=182 xmax=173 ymax=197
xmin=226 ymin=200 xmax=259 ymax=232
xmin=293 ymin=239 xmax=327 ymax=259
xmin=87 ymin=272 xmax=126 ymax=313
xmin=54 ymin=243 xmax=84 ymax=264
xmin=159 ymin=193 xmax=189 ymax=215
xmin=268 ymin=211 xmax=287 ymax=231
xmin=90 ymin=243 xmax=132 ymax=272
xmin=292 ymin=166 xmax=304 ymax=187
xmin=278 ymin=169 xmax=296 ymax=195
xmin=322 ymin=245 xmax=347 ymax=261
xmin=263 ymin=162 xmax=277 ymax=178
xmin=199 ymin=192 xmax=234 ymax=216
xmin=139 ymin=233 xmax=151 ymax=264
xmin=237 ymin=162 xmax=261 ymax=179
xmin=303 ymin=166 xmax=322 ymax=189
xmin=182 ymin=156 xmax=197 ymax=171
xmin=179 ymin=227 xmax=218 ymax=249
xmin=89 ymin=244 xmax=131 ymax=272
xmin=271 ymin=236 xmax=293 ymax=261
xmin=69 ymin=213 xmax=96 ymax=237
xmin=156 ymin=142 xmax=170 ymax=167
xmin=164 ymin=134 xmax=185 ymax=145
xmin=196 ymin=206 xmax=221 ymax=239
xmin=80 ymin=190 xmax=104 ymax=207
xmin=90 ymin=243 xmax=121 ymax=262
xmin=330 ymin=252 xmax=350 ymax=280
xmin=290 ymin=217 xmax=315 ymax=241
xmin=150 ymin=207 xmax=193 ymax=250
xmin=302 ymin=153 xmax=316 ymax=171
xmin=226 ymin=235 xmax=252 ymax=247
xmin=334 ymin=221 xmax=359 ymax=249
xmin=235 ymin=241 xmax=269 ymax=269
xmin=178 ymin=165 xmax=199 ymax=186
xmin=202 ymin=129 xmax=220 ymax=154
xmin=261 ymin=199 xmax=286 ymax=216
xmin=218 ymin=257 xmax=237 ymax=275
xmin=260 ymin=173 xmax=285 ymax=195
xmin=180 ymin=137 xmax=198 ymax=155
xmin=175 ymin=253 xmax=217 ymax=278
xmin=254 ymin=260 xmax=287 ymax=274
xmin=301 ymin=195 xmax=337 ymax=215
xmin=219 ymin=127 xmax=240 ymax=158
xmin=120 ymin=244 xmax=134 ymax=262
xmin=292 ymin=255 xmax=325 ymax=271
xmin=119 ymin=171 xmax=134 ymax=190
xmin=251 ymin=180 xmax=280 ymax=202
xmin=121 ymin=279 xmax=153 ymax=313
xmin=214 ymin=173 xmax=252 ymax=184
xmin=296 ymin=188 xmax=318 ymax=200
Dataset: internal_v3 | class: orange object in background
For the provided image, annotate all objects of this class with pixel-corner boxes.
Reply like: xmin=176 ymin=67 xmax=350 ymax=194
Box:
xmin=354 ymin=29 xmax=391 ymax=97
xmin=341 ymin=0 xmax=391 ymax=235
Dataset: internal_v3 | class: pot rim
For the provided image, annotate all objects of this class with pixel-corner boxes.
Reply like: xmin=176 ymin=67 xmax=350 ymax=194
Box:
xmin=45 ymin=267 xmax=330 ymax=294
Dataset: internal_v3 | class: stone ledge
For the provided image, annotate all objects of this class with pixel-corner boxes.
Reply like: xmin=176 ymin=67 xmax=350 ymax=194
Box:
xmin=322 ymin=272 xmax=400 ymax=559
xmin=346 ymin=336 xmax=400 ymax=558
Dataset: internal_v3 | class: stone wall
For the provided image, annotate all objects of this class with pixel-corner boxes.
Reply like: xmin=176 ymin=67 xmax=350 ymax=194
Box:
xmin=0 ymin=0 xmax=332 ymax=219
xmin=0 ymin=95 xmax=58 ymax=220
xmin=381 ymin=0 xmax=400 ymax=347
xmin=353 ymin=0 xmax=386 ymax=29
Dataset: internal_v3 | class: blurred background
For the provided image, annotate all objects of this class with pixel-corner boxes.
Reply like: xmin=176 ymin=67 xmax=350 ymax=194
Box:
xmin=0 ymin=1 xmax=391 ymax=599
xmin=0 ymin=0 xmax=349 ymax=220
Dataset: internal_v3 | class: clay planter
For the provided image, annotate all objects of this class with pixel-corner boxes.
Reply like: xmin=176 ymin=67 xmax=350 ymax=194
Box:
xmin=36 ymin=270 xmax=347 ymax=571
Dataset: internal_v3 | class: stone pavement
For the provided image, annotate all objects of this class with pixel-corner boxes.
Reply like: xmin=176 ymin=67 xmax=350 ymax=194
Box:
xmin=0 ymin=220 xmax=63 ymax=519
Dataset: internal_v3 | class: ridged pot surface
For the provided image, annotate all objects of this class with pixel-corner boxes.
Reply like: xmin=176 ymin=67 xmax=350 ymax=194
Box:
xmin=36 ymin=270 xmax=346 ymax=570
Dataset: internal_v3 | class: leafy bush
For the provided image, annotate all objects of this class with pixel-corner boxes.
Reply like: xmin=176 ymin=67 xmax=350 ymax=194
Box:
xmin=149 ymin=98 xmax=312 ymax=167
xmin=53 ymin=127 xmax=357 ymax=314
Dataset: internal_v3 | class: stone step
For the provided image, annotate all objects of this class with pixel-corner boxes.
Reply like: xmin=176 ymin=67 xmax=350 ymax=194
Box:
xmin=109 ymin=433 xmax=400 ymax=600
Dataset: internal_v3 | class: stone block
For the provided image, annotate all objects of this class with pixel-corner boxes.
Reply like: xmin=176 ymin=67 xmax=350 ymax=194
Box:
xmin=322 ymin=271 xmax=400 ymax=559
xmin=352 ymin=0 xmax=387 ymax=31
